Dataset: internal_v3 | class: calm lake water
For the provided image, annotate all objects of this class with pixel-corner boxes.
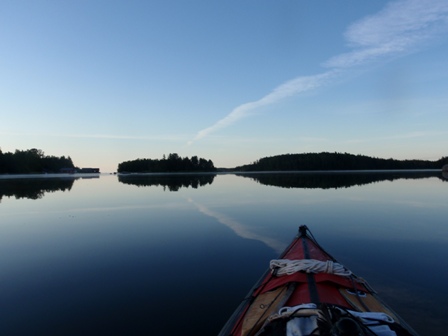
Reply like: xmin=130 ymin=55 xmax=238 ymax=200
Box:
xmin=0 ymin=172 xmax=447 ymax=335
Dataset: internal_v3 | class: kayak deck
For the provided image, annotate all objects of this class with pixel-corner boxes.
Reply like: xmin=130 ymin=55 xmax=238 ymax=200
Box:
xmin=219 ymin=226 xmax=418 ymax=336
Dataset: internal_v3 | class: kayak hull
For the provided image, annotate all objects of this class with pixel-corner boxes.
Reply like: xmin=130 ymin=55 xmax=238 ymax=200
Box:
xmin=219 ymin=226 xmax=418 ymax=336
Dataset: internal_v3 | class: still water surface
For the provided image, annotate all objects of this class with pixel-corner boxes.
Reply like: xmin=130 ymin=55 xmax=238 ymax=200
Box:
xmin=0 ymin=172 xmax=447 ymax=335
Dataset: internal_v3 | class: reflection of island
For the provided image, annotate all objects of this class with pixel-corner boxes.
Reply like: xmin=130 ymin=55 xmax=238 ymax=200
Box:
xmin=237 ymin=171 xmax=445 ymax=189
xmin=0 ymin=177 xmax=76 ymax=201
xmin=118 ymin=174 xmax=216 ymax=191
xmin=443 ymin=164 xmax=448 ymax=180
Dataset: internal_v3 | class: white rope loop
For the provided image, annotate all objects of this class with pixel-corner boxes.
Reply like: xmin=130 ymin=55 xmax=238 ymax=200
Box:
xmin=270 ymin=259 xmax=352 ymax=277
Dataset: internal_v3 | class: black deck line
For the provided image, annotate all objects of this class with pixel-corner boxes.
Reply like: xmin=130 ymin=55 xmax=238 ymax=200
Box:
xmin=302 ymin=236 xmax=320 ymax=304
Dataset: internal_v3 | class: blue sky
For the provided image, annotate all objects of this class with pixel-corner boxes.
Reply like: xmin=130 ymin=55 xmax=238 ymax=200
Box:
xmin=1 ymin=0 xmax=448 ymax=172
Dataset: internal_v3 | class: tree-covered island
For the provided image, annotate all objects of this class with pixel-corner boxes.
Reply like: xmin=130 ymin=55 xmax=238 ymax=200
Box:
xmin=3 ymin=149 xmax=446 ymax=175
xmin=0 ymin=148 xmax=101 ymax=174
xmin=234 ymin=152 xmax=448 ymax=171
xmin=117 ymin=153 xmax=216 ymax=173
xmin=0 ymin=148 xmax=75 ymax=174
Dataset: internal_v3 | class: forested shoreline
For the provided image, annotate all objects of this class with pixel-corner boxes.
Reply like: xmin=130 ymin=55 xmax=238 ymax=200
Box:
xmin=2 ymin=149 xmax=447 ymax=174
xmin=235 ymin=152 xmax=448 ymax=171
xmin=117 ymin=153 xmax=216 ymax=173
xmin=0 ymin=148 xmax=74 ymax=174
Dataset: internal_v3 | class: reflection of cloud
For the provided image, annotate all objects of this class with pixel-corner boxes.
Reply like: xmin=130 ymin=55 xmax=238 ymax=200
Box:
xmin=188 ymin=198 xmax=286 ymax=253
xmin=10 ymin=203 xmax=183 ymax=216
xmin=393 ymin=200 xmax=440 ymax=209
xmin=189 ymin=0 xmax=448 ymax=143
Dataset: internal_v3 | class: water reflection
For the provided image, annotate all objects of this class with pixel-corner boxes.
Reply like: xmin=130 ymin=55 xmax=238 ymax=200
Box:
xmin=238 ymin=170 xmax=444 ymax=189
xmin=442 ymin=171 xmax=448 ymax=180
xmin=117 ymin=173 xmax=216 ymax=191
xmin=2 ymin=171 xmax=443 ymax=202
xmin=0 ymin=177 xmax=76 ymax=201
xmin=188 ymin=197 xmax=286 ymax=253
xmin=0 ymin=174 xmax=446 ymax=336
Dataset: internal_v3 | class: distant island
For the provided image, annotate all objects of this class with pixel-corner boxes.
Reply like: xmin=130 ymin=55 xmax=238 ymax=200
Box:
xmin=117 ymin=153 xmax=216 ymax=173
xmin=234 ymin=152 xmax=448 ymax=171
xmin=0 ymin=148 xmax=99 ymax=174
xmin=3 ymin=149 xmax=447 ymax=175
xmin=118 ymin=152 xmax=447 ymax=174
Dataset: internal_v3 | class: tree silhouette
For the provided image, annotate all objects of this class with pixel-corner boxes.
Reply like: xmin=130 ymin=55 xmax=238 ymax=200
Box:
xmin=0 ymin=148 xmax=75 ymax=174
xmin=117 ymin=153 xmax=216 ymax=173
xmin=235 ymin=152 xmax=448 ymax=171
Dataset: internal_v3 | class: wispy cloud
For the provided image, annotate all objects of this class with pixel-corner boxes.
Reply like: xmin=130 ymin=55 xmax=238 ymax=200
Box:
xmin=325 ymin=0 xmax=448 ymax=68
xmin=189 ymin=0 xmax=448 ymax=144
xmin=188 ymin=72 xmax=334 ymax=144
xmin=0 ymin=131 xmax=184 ymax=142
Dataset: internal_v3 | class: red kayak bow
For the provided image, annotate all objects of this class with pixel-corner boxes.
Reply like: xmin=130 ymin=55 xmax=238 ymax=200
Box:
xmin=219 ymin=225 xmax=418 ymax=336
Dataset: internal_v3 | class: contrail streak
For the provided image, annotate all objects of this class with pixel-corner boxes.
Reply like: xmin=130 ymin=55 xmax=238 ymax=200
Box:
xmin=189 ymin=0 xmax=448 ymax=144
xmin=188 ymin=72 xmax=334 ymax=144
